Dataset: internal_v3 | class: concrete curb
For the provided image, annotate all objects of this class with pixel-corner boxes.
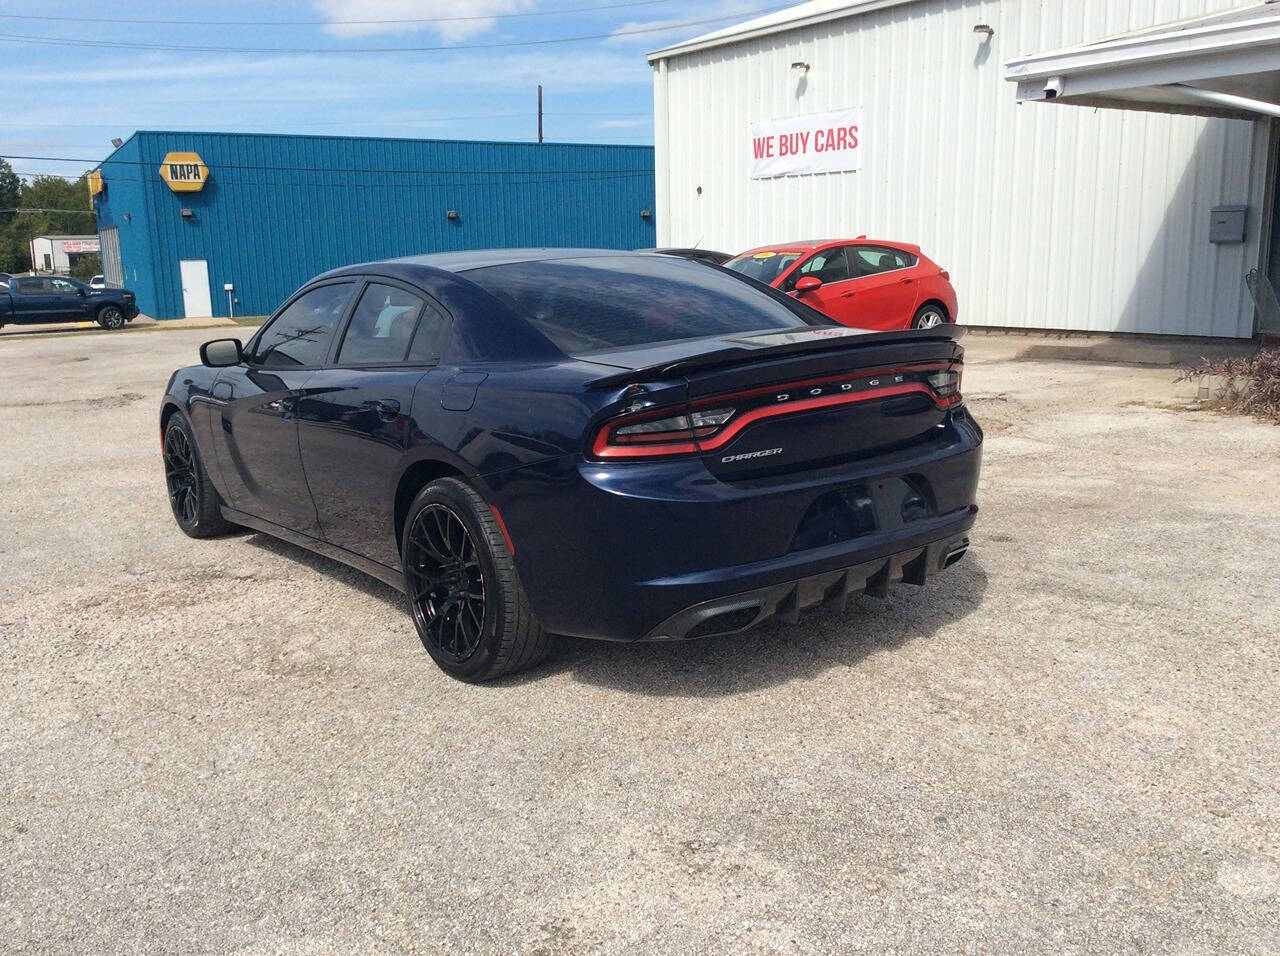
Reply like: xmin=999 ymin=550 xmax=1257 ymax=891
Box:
xmin=963 ymin=328 xmax=1260 ymax=367
xmin=1 ymin=315 xmax=256 ymax=341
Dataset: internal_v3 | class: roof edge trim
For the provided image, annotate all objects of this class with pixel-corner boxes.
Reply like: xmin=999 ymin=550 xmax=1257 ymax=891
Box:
xmin=647 ymin=0 xmax=923 ymax=63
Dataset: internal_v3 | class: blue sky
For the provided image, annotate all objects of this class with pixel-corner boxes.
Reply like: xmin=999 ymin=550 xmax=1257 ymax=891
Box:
xmin=1 ymin=0 xmax=770 ymax=181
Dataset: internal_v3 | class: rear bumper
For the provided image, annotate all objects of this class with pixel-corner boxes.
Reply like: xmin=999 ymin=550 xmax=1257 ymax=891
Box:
xmin=643 ymin=531 xmax=971 ymax=640
xmin=489 ymin=408 xmax=983 ymax=642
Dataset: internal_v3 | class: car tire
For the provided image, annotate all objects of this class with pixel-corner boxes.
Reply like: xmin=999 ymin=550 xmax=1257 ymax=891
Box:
xmin=163 ymin=411 xmax=235 ymax=538
xmin=911 ymin=303 xmax=949 ymax=329
xmin=402 ymin=477 xmax=551 ymax=682
xmin=97 ymin=305 xmax=126 ymax=330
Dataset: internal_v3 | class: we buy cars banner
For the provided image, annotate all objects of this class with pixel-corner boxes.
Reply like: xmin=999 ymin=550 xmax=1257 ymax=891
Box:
xmin=750 ymin=107 xmax=863 ymax=179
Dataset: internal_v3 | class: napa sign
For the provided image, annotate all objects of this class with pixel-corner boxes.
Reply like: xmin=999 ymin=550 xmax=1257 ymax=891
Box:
xmin=159 ymin=151 xmax=209 ymax=192
xmin=750 ymin=107 xmax=862 ymax=179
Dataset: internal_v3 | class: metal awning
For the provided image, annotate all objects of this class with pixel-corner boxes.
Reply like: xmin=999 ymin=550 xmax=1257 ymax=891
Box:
xmin=1004 ymin=2 xmax=1280 ymax=120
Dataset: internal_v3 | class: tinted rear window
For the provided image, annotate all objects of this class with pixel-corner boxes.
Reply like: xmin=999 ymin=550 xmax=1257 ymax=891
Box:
xmin=464 ymin=256 xmax=824 ymax=355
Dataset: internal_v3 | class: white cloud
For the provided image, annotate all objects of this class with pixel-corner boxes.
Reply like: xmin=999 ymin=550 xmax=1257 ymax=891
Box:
xmin=312 ymin=0 xmax=532 ymax=42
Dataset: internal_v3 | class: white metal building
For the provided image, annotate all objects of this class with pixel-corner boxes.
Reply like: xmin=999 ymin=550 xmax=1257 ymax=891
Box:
xmin=649 ymin=0 xmax=1280 ymax=339
xmin=28 ymin=235 xmax=100 ymax=275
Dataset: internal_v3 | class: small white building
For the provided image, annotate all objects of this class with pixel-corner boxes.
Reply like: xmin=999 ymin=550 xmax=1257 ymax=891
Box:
xmin=649 ymin=0 xmax=1280 ymax=339
xmin=28 ymin=235 xmax=100 ymax=275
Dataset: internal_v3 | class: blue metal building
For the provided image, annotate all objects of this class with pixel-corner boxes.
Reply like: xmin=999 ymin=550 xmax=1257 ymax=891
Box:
xmin=93 ymin=130 xmax=655 ymax=319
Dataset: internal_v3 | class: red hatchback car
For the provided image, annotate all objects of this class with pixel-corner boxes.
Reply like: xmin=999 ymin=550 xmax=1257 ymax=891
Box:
xmin=725 ymin=239 xmax=957 ymax=331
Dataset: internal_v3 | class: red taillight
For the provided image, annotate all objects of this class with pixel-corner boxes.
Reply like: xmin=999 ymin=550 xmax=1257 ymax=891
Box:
xmin=940 ymin=269 xmax=950 ymax=280
xmin=590 ymin=362 xmax=962 ymax=460
xmin=590 ymin=408 xmax=706 ymax=458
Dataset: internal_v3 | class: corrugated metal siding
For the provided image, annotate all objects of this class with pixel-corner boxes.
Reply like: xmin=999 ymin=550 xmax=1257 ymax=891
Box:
xmin=94 ymin=135 xmax=160 ymax=311
xmin=96 ymin=133 xmax=655 ymax=318
xmin=654 ymin=0 xmax=1266 ymax=338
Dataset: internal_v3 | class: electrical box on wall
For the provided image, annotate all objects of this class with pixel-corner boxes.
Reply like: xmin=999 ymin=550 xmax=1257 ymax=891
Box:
xmin=1209 ymin=205 xmax=1246 ymax=244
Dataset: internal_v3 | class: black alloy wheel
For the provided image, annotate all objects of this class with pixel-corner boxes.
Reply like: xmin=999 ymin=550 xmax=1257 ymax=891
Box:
xmin=405 ymin=503 xmax=487 ymax=665
xmin=164 ymin=424 xmax=200 ymax=527
xmin=400 ymin=478 xmax=550 ymax=681
xmin=162 ymin=413 xmax=233 ymax=538
xmin=98 ymin=306 xmax=126 ymax=330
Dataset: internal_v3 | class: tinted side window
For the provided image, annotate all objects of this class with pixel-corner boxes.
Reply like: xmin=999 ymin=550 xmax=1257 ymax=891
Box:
xmin=848 ymin=246 xmax=916 ymax=277
xmin=50 ymin=278 xmax=78 ymax=294
xmin=252 ymin=283 xmax=353 ymax=368
xmin=337 ymin=283 xmax=425 ymax=365
xmin=16 ymin=278 xmax=46 ymax=294
xmin=405 ymin=299 xmax=450 ymax=364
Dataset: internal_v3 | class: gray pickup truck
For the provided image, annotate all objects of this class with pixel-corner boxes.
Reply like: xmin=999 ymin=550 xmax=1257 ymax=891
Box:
xmin=0 ymin=274 xmax=139 ymax=330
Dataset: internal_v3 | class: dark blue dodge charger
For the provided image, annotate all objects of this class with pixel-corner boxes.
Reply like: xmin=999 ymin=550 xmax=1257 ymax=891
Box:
xmin=161 ymin=250 xmax=981 ymax=680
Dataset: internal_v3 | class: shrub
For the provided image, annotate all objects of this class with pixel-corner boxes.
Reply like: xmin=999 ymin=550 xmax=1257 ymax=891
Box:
xmin=1176 ymin=348 xmax=1280 ymax=424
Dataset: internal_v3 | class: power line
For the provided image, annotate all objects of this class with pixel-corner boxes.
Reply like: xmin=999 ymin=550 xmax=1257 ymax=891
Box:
xmin=0 ymin=112 xmax=650 ymax=129
xmin=0 ymin=7 xmax=780 ymax=54
xmin=0 ymin=206 xmax=96 ymax=213
xmin=1 ymin=154 xmax=653 ymax=176
xmin=0 ymin=0 xmax=679 ymax=27
xmin=1 ymin=207 xmax=98 ymax=214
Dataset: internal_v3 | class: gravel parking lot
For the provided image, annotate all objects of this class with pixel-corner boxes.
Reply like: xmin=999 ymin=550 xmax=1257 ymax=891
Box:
xmin=2 ymin=327 xmax=1278 ymax=953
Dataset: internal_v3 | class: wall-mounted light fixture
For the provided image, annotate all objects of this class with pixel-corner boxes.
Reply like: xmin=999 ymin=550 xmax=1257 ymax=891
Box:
xmin=180 ymin=207 xmax=194 ymax=219
xmin=973 ymin=24 xmax=994 ymax=37
xmin=446 ymin=209 xmax=459 ymax=220
xmin=640 ymin=209 xmax=652 ymax=219
xmin=790 ymin=61 xmax=810 ymax=73
xmin=110 ymin=137 xmax=123 ymax=148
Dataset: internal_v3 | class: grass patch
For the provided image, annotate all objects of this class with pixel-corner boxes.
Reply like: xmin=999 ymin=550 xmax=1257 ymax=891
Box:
xmin=231 ymin=316 xmax=267 ymax=327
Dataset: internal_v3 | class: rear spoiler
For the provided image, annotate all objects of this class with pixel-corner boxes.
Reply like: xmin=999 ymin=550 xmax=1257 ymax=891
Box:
xmin=586 ymin=324 xmax=965 ymax=388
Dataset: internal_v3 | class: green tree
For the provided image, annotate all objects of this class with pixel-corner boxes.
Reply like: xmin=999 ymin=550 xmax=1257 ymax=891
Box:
xmin=0 ymin=158 xmax=24 ymax=272
xmin=0 ymin=158 xmax=21 ymax=222
xmin=0 ymin=169 xmax=98 ymax=274
xmin=70 ymin=252 xmax=103 ymax=282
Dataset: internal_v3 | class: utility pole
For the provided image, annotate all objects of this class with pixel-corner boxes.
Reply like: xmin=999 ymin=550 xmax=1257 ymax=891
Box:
xmin=537 ymin=84 xmax=543 ymax=144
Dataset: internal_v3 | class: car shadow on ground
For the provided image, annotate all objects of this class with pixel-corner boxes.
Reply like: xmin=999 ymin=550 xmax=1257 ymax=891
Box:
xmin=507 ymin=555 xmax=989 ymax=697
xmin=243 ymin=532 xmax=407 ymax=612
xmin=239 ymin=529 xmax=988 ymax=697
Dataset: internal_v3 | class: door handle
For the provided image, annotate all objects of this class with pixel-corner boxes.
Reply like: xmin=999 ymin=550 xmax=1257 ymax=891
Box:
xmin=841 ymin=291 xmax=855 ymax=298
xmin=900 ymin=277 xmax=914 ymax=284
xmin=371 ymin=399 xmax=400 ymax=422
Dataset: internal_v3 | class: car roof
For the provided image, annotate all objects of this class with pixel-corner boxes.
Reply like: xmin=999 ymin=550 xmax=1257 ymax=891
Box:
xmin=315 ymin=248 xmax=654 ymax=283
xmin=394 ymin=247 xmax=634 ymax=273
xmin=734 ymin=238 xmax=919 ymax=258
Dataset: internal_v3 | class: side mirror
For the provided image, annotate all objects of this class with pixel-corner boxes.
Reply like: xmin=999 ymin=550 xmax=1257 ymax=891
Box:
xmin=794 ymin=276 xmax=823 ymax=294
xmin=200 ymin=337 xmax=244 ymax=367
xmin=77 ymin=288 xmax=86 ymax=297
